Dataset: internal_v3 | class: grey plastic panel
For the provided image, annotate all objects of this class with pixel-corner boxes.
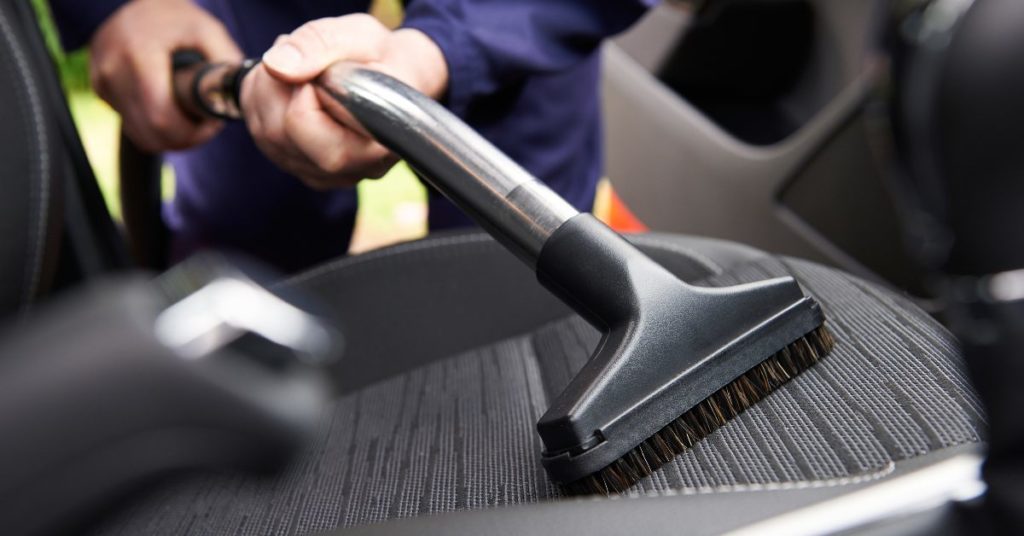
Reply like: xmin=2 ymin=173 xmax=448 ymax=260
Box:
xmin=780 ymin=114 xmax=926 ymax=294
xmin=611 ymin=3 xmax=694 ymax=72
xmin=602 ymin=0 xmax=901 ymax=289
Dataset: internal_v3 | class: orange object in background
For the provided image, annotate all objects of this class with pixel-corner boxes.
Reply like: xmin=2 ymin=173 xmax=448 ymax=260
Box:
xmin=594 ymin=179 xmax=648 ymax=233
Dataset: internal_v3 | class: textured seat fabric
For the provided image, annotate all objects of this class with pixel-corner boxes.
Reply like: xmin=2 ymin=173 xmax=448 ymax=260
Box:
xmin=0 ymin=0 xmax=128 ymax=319
xmin=92 ymin=233 xmax=985 ymax=535
xmin=0 ymin=1 xmax=62 ymax=319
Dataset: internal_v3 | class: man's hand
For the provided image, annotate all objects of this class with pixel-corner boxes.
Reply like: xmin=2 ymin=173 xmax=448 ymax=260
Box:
xmin=91 ymin=0 xmax=242 ymax=153
xmin=240 ymin=14 xmax=449 ymax=190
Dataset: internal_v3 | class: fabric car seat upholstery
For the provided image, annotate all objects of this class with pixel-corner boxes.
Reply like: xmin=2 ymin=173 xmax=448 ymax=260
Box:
xmin=92 ymin=232 xmax=985 ymax=535
xmin=0 ymin=0 xmax=65 ymax=319
xmin=0 ymin=0 xmax=128 ymax=320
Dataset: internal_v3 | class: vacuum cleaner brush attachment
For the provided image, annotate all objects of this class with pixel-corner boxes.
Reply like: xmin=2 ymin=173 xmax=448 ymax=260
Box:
xmin=535 ymin=216 xmax=835 ymax=495
xmin=565 ymin=324 xmax=833 ymax=495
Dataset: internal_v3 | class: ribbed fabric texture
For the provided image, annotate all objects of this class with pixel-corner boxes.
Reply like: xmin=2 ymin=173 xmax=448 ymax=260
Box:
xmin=534 ymin=257 xmax=984 ymax=494
xmin=95 ymin=257 xmax=985 ymax=535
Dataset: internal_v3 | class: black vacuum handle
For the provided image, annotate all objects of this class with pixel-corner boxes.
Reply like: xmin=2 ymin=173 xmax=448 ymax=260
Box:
xmin=172 ymin=49 xmax=257 ymax=122
xmin=171 ymin=52 xmax=580 ymax=267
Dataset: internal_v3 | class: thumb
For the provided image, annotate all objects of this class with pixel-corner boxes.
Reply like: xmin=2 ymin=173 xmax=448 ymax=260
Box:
xmin=261 ymin=15 xmax=390 ymax=83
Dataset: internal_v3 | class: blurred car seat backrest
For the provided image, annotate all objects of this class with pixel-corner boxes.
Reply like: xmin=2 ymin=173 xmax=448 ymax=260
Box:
xmin=0 ymin=1 xmax=128 ymax=321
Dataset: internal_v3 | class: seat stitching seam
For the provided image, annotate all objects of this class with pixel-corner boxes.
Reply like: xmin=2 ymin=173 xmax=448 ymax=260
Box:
xmin=285 ymin=232 xmax=736 ymax=286
xmin=627 ymin=461 xmax=896 ymax=498
xmin=0 ymin=8 xmax=50 ymax=309
xmin=281 ymin=234 xmax=494 ymax=286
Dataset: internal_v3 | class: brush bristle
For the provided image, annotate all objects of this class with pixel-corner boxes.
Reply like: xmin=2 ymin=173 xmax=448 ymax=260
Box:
xmin=563 ymin=324 xmax=836 ymax=496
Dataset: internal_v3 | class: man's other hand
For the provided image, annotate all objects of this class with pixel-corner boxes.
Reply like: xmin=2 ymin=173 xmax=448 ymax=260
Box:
xmin=91 ymin=0 xmax=243 ymax=153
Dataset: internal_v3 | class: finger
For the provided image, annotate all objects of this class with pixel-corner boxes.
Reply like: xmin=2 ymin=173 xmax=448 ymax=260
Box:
xmin=290 ymin=154 xmax=367 ymax=190
xmin=284 ymin=84 xmax=394 ymax=180
xmin=245 ymin=67 xmax=289 ymax=140
xmin=112 ymin=72 xmax=188 ymax=152
xmin=126 ymin=45 xmax=223 ymax=150
xmin=312 ymin=80 xmax=372 ymax=138
xmin=245 ymin=67 xmax=309 ymax=165
xmin=182 ymin=120 xmax=225 ymax=147
xmin=98 ymin=49 xmax=221 ymax=152
xmin=261 ymin=14 xmax=390 ymax=83
xmin=148 ymin=16 xmax=237 ymax=146
xmin=256 ymin=71 xmax=299 ymax=159
xmin=283 ymin=83 xmax=351 ymax=173
xmin=119 ymin=107 xmax=165 ymax=154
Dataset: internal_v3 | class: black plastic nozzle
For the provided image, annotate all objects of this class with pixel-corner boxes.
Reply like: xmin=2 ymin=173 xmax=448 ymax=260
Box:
xmin=536 ymin=214 xmax=826 ymax=485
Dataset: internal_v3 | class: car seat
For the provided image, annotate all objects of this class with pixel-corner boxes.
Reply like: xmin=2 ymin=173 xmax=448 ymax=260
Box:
xmin=0 ymin=0 xmax=987 ymax=534
xmin=0 ymin=0 xmax=127 ymax=323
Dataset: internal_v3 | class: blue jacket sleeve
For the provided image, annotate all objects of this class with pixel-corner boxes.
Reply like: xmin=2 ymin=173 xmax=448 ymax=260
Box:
xmin=401 ymin=0 xmax=656 ymax=117
xmin=46 ymin=0 xmax=127 ymax=51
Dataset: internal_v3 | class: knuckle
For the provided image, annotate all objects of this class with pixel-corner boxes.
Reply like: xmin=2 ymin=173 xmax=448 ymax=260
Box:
xmin=315 ymin=148 xmax=346 ymax=175
xmin=136 ymin=80 xmax=172 ymax=123
xmin=91 ymin=59 xmax=118 ymax=88
xmin=251 ymin=137 xmax=275 ymax=160
xmin=92 ymin=58 xmax=111 ymax=78
xmin=161 ymin=129 xmax=196 ymax=151
xmin=347 ymin=13 xmax=375 ymax=27
xmin=244 ymin=112 xmax=262 ymax=137
xmin=146 ymin=109 xmax=173 ymax=133
xmin=310 ymin=181 xmax=333 ymax=192
xmin=299 ymin=174 xmax=329 ymax=191
xmin=125 ymin=128 xmax=158 ymax=154
xmin=90 ymin=75 xmax=109 ymax=101
xmin=193 ymin=122 xmax=222 ymax=144
xmin=298 ymin=19 xmax=334 ymax=50
xmin=364 ymin=167 xmax=388 ymax=180
xmin=282 ymin=117 xmax=307 ymax=150
xmin=282 ymin=107 xmax=302 ymax=131
xmin=351 ymin=13 xmax=384 ymax=31
xmin=261 ymin=127 xmax=283 ymax=149
xmin=367 ymin=157 xmax=398 ymax=179
xmin=196 ymin=14 xmax=227 ymax=33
